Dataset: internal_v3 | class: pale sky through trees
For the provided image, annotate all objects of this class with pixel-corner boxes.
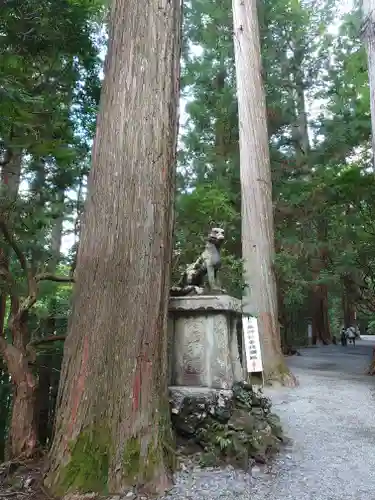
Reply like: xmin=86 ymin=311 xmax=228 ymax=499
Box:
xmin=60 ymin=0 xmax=354 ymax=254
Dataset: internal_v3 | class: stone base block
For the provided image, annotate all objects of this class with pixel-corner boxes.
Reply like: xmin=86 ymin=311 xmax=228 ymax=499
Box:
xmin=169 ymin=386 xmax=233 ymax=435
xmin=168 ymin=295 xmax=245 ymax=389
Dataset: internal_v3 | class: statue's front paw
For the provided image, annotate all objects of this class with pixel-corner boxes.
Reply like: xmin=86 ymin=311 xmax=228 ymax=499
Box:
xmin=194 ymin=286 xmax=205 ymax=295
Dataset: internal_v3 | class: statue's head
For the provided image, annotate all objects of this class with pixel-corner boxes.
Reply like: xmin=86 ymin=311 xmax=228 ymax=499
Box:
xmin=208 ymin=227 xmax=225 ymax=246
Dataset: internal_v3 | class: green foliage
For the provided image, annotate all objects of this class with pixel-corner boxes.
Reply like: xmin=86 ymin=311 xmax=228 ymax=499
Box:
xmin=0 ymin=0 xmax=103 ymax=458
xmin=178 ymin=0 xmax=374 ymax=345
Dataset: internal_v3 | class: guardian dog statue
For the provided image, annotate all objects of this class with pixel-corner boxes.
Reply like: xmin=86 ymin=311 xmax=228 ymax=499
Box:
xmin=170 ymin=227 xmax=225 ymax=296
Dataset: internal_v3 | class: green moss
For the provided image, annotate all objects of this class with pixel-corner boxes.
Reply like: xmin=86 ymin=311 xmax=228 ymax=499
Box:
xmin=122 ymin=434 xmax=167 ymax=484
xmin=122 ymin=437 xmax=141 ymax=482
xmin=159 ymin=398 xmax=177 ymax=472
xmin=57 ymin=424 xmax=111 ymax=495
xmin=139 ymin=400 xmax=177 ymax=483
xmin=142 ymin=439 xmax=159 ymax=482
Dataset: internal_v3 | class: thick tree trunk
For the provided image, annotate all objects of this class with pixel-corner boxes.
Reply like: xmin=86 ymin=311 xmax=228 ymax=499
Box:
xmin=232 ymin=0 xmax=295 ymax=385
xmin=46 ymin=0 xmax=182 ymax=495
xmin=361 ymin=0 xmax=375 ymax=167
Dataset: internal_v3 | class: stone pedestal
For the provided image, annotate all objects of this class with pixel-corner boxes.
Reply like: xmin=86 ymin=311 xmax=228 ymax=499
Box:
xmin=168 ymin=295 xmax=245 ymax=390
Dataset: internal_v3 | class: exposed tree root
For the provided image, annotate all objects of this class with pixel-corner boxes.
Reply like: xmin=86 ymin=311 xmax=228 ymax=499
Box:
xmin=265 ymin=364 xmax=299 ymax=387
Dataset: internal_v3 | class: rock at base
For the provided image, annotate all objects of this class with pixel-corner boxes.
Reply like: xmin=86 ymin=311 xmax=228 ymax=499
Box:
xmin=169 ymin=382 xmax=284 ymax=469
xmin=170 ymin=386 xmax=233 ymax=435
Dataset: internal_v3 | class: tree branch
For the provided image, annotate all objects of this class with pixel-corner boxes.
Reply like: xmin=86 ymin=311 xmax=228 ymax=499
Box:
xmin=0 ymin=220 xmax=74 ymax=321
xmin=0 ymin=147 xmax=13 ymax=167
xmin=35 ymin=273 xmax=74 ymax=283
xmin=27 ymin=335 xmax=66 ymax=348
xmin=0 ymin=219 xmax=35 ymax=303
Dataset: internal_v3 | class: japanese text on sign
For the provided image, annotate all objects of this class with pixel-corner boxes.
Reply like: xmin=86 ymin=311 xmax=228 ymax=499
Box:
xmin=242 ymin=315 xmax=263 ymax=373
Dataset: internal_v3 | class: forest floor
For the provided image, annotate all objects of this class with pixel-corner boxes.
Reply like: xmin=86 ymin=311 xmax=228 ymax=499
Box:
xmin=163 ymin=337 xmax=375 ymax=500
xmin=2 ymin=339 xmax=375 ymax=500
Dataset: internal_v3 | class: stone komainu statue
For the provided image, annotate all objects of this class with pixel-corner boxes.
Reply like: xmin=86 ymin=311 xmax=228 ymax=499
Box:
xmin=170 ymin=227 xmax=225 ymax=296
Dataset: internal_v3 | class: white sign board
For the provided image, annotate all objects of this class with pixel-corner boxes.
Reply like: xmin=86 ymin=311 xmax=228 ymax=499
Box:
xmin=307 ymin=323 xmax=312 ymax=339
xmin=242 ymin=315 xmax=263 ymax=373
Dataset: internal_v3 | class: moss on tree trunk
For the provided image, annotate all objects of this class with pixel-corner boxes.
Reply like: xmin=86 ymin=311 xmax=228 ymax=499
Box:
xmin=45 ymin=0 xmax=182 ymax=494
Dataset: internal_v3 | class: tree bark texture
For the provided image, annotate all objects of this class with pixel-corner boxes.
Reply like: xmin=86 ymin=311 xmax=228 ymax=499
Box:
xmin=46 ymin=0 xmax=182 ymax=495
xmin=0 ymin=152 xmax=39 ymax=458
xmin=232 ymin=0 xmax=295 ymax=385
xmin=361 ymin=0 xmax=375 ymax=167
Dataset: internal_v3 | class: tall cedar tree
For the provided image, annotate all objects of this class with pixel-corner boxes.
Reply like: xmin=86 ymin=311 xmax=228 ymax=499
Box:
xmin=46 ymin=0 xmax=182 ymax=494
xmin=232 ymin=0 xmax=296 ymax=384
xmin=361 ymin=0 xmax=375 ymax=163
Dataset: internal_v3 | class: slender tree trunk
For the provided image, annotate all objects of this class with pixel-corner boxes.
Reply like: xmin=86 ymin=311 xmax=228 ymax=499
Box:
xmin=361 ymin=0 xmax=375 ymax=167
xmin=36 ymin=192 xmax=65 ymax=447
xmin=342 ymin=275 xmax=356 ymax=329
xmin=49 ymin=190 xmax=65 ymax=268
xmin=0 ymin=151 xmax=22 ymax=333
xmin=311 ymin=284 xmax=331 ymax=345
xmin=0 ymin=152 xmax=38 ymax=457
xmin=36 ymin=352 xmax=51 ymax=447
xmin=0 ymin=311 xmax=38 ymax=458
xmin=46 ymin=0 xmax=182 ymax=495
xmin=232 ymin=0 xmax=295 ymax=385
xmin=293 ymin=64 xmax=310 ymax=170
xmin=310 ymin=220 xmax=331 ymax=345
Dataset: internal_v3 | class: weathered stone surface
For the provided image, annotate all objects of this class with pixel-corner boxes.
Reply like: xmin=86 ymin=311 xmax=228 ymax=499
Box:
xmin=266 ymin=412 xmax=283 ymax=439
xmin=169 ymin=295 xmax=242 ymax=313
xmin=168 ymin=295 xmax=245 ymax=389
xmin=169 ymin=387 xmax=233 ymax=435
xmin=170 ymin=381 xmax=284 ymax=469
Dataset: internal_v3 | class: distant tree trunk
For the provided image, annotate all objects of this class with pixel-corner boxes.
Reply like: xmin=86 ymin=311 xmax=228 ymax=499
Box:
xmin=310 ymin=220 xmax=331 ymax=345
xmin=342 ymin=274 xmax=356 ymax=329
xmin=49 ymin=190 xmax=64 ymax=268
xmin=292 ymin=62 xmax=310 ymax=170
xmin=45 ymin=0 xmax=182 ymax=495
xmin=36 ymin=351 xmax=51 ymax=448
xmin=36 ymin=191 xmax=65 ymax=447
xmin=311 ymin=284 xmax=331 ymax=345
xmin=361 ymin=0 xmax=375 ymax=167
xmin=232 ymin=0 xmax=295 ymax=385
xmin=0 ymin=249 xmax=6 ymax=336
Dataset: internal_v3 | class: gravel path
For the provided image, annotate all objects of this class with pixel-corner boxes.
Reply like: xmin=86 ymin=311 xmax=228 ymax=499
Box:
xmin=163 ymin=339 xmax=375 ymax=500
